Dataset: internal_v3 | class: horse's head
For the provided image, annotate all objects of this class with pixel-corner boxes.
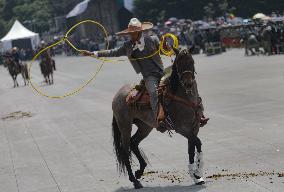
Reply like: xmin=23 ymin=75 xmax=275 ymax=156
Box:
xmin=170 ymin=46 xmax=196 ymax=94
xmin=4 ymin=57 xmax=13 ymax=66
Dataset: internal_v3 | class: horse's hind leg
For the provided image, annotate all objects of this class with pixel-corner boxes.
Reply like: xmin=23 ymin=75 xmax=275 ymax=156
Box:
xmin=131 ymin=119 xmax=153 ymax=179
xmin=15 ymin=75 xmax=19 ymax=87
xmin=51 ymin=73 xmax=54 ymax=84
xmin=112 ymin=117 xmax=143 ymax=189
xmin=121 ymin=129 xmax=144 ymax=189
xmin=12 ymin=75 xmax=16 ymax=88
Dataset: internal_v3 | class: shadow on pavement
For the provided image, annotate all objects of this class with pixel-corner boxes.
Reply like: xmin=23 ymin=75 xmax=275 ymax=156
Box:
xmin=114 ymin=184 xmax=206 ymax=192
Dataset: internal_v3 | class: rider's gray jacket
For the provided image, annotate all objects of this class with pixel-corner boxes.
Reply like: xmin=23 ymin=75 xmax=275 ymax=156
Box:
xmin=97 ymin=35 xmax=164 ymax=78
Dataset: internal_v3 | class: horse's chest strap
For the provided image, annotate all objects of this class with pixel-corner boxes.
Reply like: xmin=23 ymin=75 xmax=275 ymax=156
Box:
xmin=167 ymin=93 xmax=199 ymax=109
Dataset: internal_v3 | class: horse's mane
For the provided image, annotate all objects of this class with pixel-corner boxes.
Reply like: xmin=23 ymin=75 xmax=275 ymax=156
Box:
xmin=169 ymin=49 xmax=195 ymax=94
xmin=169 ymin=62 xmax=180 ymax=94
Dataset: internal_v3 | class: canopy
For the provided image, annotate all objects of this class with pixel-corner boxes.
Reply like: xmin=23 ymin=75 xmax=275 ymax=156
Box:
xmin=253 ymin=13 xmax=266 ymax=20
xmin=0 ymin=20 xmax=40 ymax=51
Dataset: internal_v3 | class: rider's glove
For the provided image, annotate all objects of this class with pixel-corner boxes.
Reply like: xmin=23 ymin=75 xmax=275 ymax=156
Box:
xmin=92 ymin=51 xmax=98 ymax=57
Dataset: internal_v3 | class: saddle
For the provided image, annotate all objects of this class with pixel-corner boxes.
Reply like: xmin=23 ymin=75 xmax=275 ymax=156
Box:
xmin=126 ymin=80 xmax=167 ymax=132
xmin=126 ymin=67 xmax=172 ymax=110
xmin=126 ymin=80 xmax=155 ymax=110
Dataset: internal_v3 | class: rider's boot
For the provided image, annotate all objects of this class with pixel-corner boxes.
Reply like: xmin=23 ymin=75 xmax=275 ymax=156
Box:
xmin=156 ymin=103 xmax=167 ymax=133
xmin=200 ymin=115 xmax=209 ymax=127
xmin=156 ymin=121 xmax=167 ymax=133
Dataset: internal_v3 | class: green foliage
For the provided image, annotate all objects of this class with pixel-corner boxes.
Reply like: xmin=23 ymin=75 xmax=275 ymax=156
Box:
xmin=12 ymin=0 xmax=53 ymax=33
xmin=0 ymin=0 xmax=48 ymax=37
xmin=204 ymin=2 xmax=215 ymax=19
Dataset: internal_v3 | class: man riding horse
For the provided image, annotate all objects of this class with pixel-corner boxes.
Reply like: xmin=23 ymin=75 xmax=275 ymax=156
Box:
xmin=11 ymin=47 xmax=22 ymax=70
xmin=3 ymin=47 xmax=29 ymax=87
xmin=38 ymin=41 xmax=56 ymax=72
xmin=36 ymin=41 xmax=55 ymax=84
xmin=82 ymin=18 xmax=208 ymax=132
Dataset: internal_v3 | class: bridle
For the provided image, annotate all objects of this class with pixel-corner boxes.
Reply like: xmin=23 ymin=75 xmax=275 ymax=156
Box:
xmin=175 ymin=49 xmax=195 ymax=95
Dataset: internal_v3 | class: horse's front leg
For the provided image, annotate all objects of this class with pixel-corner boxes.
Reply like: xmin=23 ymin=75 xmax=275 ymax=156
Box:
xmin=22 ymin=72 xmax=26 ymax=86
xmin=188 ymin=136 xmax=205 ymax=185
xmin=51 ymin=72 xmax=54 ymax=84
xmin=44 ymin=75 xmax=48 ymax=84
xmin=48 ymin=74 xmax=51 ymax=85
xmin=15 ymin=75 xmax=19 ymax=87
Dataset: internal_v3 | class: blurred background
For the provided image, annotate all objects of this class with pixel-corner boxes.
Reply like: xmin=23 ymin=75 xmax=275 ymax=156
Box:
xmin=0 ymin=0 xmax=284 ymax=59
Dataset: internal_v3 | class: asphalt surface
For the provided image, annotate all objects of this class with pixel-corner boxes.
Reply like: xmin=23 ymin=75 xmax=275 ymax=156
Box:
xmin=0 ymin=49 xmax=284 ymax=192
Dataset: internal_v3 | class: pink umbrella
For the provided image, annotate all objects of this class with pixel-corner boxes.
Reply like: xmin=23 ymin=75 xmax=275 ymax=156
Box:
xmin=165 ymin=21 xmax=172 ymax=25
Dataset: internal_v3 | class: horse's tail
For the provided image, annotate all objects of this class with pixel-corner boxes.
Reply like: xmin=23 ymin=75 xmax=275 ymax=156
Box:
xmin=112 ymin=115 xmax=127 ymax=174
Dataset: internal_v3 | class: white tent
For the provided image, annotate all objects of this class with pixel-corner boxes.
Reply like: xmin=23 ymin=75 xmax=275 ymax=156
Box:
xmin=0 ymin=20 xmax=40 ymax=51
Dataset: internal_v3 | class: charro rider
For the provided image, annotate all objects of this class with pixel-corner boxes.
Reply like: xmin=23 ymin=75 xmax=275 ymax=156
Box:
xmin=38 ymin=41 xmax=56 ymax=72
xmin=11 ymin=47 xmax=22 ymax=70
xmin=82 ymin=18 xmax=208 ymax=131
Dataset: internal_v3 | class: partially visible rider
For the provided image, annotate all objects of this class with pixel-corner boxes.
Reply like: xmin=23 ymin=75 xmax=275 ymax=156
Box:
xmin=11 ymin=47 xmax=22 ymax=70
xmin=38 ymin=41 xmax=56 ymax=71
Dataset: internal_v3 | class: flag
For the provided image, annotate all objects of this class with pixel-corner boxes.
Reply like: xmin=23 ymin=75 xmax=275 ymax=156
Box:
xmin=66 ymin=0 xmax=91 ymax=18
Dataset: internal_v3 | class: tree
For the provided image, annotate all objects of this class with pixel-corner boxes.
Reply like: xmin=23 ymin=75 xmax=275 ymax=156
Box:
xmin=219 ymin=0 xmax=229 ymax=15
xmin=12 ymin=0 xmax=53 ymax=33
xmin=204 ymin=2 xmax=215 ymax=20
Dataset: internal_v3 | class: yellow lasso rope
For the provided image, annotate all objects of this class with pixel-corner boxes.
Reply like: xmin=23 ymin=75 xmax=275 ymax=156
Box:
xmin=159 ymin=33 xmax=179 ymax=56
xmin=28 ymin=20 xmax=109 ymax=99
xmin=28 ymin=20 xmax=178 ymax=99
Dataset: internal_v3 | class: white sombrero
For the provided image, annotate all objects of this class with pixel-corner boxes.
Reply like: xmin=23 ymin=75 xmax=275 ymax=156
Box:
xmin=116 ymin=18 xmax=153 ymax=36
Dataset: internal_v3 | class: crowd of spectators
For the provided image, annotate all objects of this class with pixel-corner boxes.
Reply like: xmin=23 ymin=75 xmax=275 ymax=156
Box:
xmin=1 ymin=12 xmax=283 ymax=62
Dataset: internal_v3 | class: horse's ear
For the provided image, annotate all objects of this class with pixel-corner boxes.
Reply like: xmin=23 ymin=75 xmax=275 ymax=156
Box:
xmin=172 ymin=46 xmax=180 ymax=55
xmin=188 ymin=45 xmax=195 ymax=54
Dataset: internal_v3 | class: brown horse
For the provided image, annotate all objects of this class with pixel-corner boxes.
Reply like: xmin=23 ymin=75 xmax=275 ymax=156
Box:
xmin=5 ymin=57 xmax=29 ymax=88
xmin=112 ymin=48 xmax=206 ymax=189
xmin=40 ymin=58 xmax=54 ymax=84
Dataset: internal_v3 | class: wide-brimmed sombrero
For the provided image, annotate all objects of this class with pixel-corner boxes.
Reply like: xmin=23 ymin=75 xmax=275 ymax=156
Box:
xmin=116 ymin=18 xmax=153 ymax=36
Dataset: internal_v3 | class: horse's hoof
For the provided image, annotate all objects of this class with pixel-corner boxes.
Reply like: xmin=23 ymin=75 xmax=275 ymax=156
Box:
xmin=135 ymin=170 xmax=143 ymax=179
xmin=196 ymin=180 xmax=205 ymax=185
xmin=133 ymin=181 xmax=143 ymax=189
xmin=193 ymin=175 xmax=205 ymax=185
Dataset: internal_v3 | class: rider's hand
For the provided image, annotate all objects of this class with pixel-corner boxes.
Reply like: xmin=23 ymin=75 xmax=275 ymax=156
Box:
xmin=81 ymin=50 xmax=98 ymax=57
xmin=163 ymin=41 xmax=171 ymax=51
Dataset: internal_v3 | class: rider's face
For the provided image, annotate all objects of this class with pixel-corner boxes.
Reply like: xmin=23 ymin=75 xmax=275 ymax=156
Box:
xmin=129 ymin=32 xmax=142 ymax=41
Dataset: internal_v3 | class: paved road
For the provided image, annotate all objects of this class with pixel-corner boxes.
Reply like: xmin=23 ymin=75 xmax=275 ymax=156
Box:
xmin=0 ymin=50 xmax=283 ymax=192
